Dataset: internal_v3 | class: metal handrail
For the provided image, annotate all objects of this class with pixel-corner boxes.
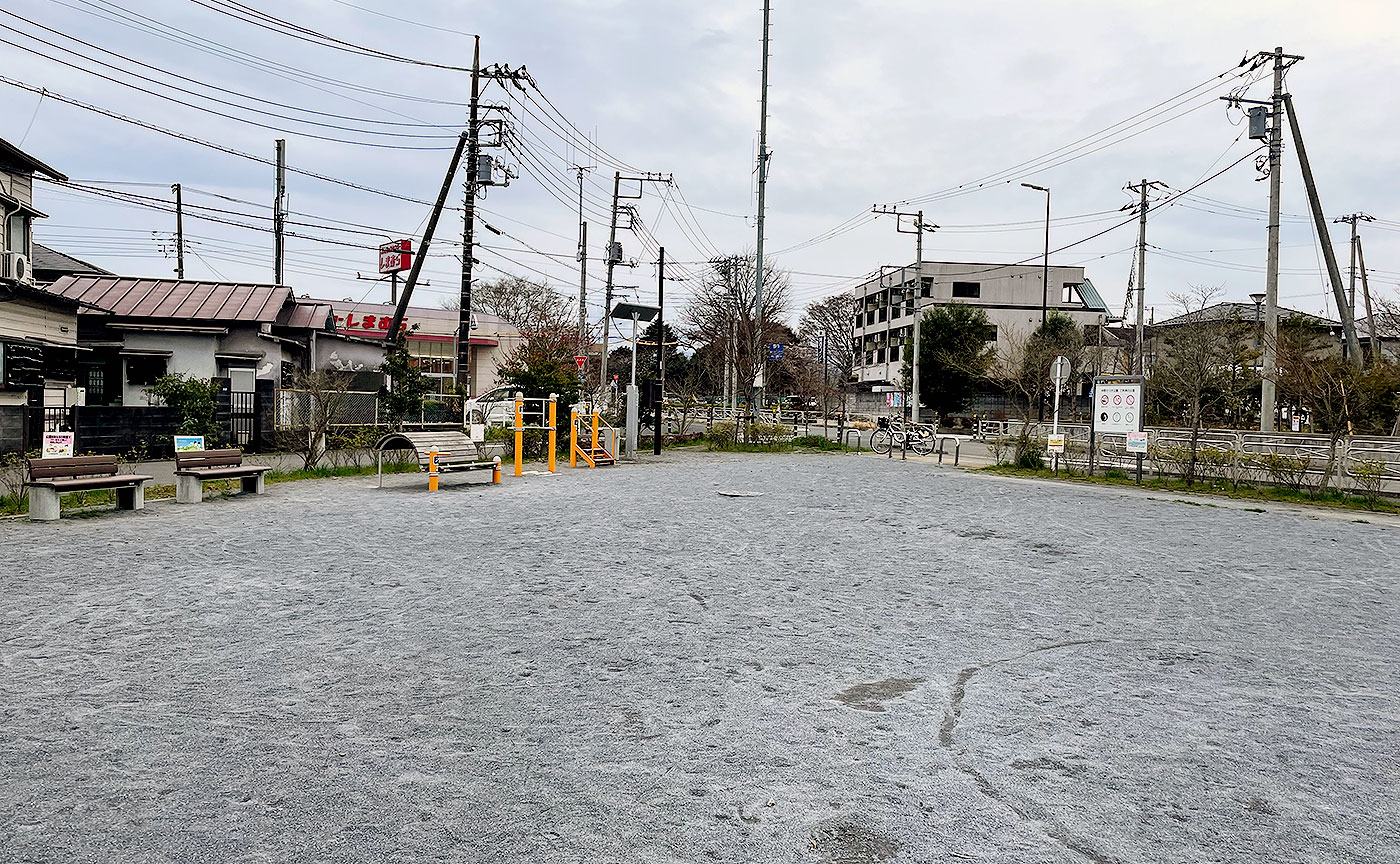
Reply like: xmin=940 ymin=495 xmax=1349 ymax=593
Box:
xmin=843 ymin=428 xmax=863 ymax=452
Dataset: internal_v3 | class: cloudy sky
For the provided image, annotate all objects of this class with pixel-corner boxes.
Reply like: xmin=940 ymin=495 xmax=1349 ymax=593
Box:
xmin=4 ymin=0 xmax=1400 ymax=327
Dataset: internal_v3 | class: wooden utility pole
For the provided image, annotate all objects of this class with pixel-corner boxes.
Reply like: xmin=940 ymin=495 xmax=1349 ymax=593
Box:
xmin=1283 ymin=94 xmax=1363 ymax=366
xmin=273 ymin=139 xmax=285 ymax=285
xmin=171 ymin=182 xmax=184 ymax=280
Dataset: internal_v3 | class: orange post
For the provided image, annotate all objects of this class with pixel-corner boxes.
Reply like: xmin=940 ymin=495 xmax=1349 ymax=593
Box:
xmin=492 ymin=456 xmax=501 ymax=484
xmin=514 ymin=395 xmax=524 ymax=478
xmin=427 ymin=449 xmax=440 ymax=491
xmin=570 ymin=409 xmax=579 ymax=468
xmin=547 ymin=396 xmax=557 ymax=473
xmin=591 ymin=407 xmax=600 ymax=451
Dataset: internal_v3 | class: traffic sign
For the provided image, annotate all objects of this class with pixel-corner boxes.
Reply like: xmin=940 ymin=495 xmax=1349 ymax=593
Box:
xmin=768 ymin=343 xmax=784 ymax=361
xmin=574 ymin=355 xmax=587 ymax=369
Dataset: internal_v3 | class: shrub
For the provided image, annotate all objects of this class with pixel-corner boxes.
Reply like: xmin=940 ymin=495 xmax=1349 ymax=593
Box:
xmin=1013 ymin=433 xmax=1045 ymax=470
xmin=145 ymin=374 xmax=223 ymax=442
xmin=1257 ymin=452 xmax=1311 ymax=492
xmin=1350 ymin=458 xmax=1389 ymax=510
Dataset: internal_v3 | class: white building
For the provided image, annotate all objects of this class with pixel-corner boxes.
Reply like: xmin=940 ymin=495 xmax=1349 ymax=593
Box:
xmin=851 ymin=260 xmax=1112 ymax=386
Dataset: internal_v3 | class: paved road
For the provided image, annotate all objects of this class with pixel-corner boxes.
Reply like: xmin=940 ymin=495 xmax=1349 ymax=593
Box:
xmin=1 ymin=452 xmax=1395 ymax=863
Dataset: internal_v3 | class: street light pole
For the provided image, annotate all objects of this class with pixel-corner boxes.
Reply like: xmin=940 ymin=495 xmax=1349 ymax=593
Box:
xmin=1021 ymin=183 xmax=1051 ymax=326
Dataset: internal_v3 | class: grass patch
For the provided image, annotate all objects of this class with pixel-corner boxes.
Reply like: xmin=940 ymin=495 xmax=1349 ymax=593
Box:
xmin=793 ymin=434 xmax=843 ymax=452
xmin=266 ymin=462 xmax=419 ymax=483
xmin=979 ymin=463 xmax=1399 ymax=515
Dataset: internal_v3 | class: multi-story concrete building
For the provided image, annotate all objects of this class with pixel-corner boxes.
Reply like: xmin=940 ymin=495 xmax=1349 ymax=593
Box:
xmin=851 ymin=260 xmax=1112 ymax=386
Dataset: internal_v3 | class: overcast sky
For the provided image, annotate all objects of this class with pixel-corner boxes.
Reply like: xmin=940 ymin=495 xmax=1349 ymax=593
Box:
xmin=4 ymin=0 xmax=1400 ymax=327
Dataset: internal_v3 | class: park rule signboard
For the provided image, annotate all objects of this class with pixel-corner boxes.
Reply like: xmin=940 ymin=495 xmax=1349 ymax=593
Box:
xmin=1092 ymin=375 xmax=1144 ymax=435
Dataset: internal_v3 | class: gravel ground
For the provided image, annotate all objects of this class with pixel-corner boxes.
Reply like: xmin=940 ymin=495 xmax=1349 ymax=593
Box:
xmin=1 ymin=451 xmax=1396 ymax=864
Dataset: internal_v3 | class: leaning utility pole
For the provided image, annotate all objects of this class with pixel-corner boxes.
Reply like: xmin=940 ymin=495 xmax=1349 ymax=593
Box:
xmin=171 ymin=182 xmax=185 ymax=280
xmin=1283 ymin=94 xmax=1363 ymax=366
xmin=387 ymin=132 xmax=470 ymax=337
xmin=872 ymin=206 xmax=937 ymax=423
xmin=273 ymin=138 xmax=286 ymax=285
xmin=1355 ymin=235 xmax=1380 ymax=363
xmin=751 ymin=0 xmax=773 ymax=414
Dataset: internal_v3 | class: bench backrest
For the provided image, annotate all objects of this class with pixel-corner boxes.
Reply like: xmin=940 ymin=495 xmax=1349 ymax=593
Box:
xmin=175 ymin=448 xmax=244 ymax=470
xmin=28 ymin=455 xmax=120 ymax=480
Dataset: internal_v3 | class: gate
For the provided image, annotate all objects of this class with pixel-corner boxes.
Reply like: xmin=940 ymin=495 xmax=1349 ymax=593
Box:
xmin=229 ymin=390 xmax=259 ymax=448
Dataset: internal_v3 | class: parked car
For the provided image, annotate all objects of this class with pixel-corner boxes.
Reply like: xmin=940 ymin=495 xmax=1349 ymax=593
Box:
xmin=464 ymin=386 xmax=517 ymax=427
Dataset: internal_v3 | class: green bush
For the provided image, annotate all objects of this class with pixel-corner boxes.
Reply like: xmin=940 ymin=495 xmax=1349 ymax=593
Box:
xmin=793 ymin=434 xmax=840 ymax=450
xmin=146 ymin=374 xmax=223 ymax=442
xmin=1014 ymin=433 xmax=1045 ymax=470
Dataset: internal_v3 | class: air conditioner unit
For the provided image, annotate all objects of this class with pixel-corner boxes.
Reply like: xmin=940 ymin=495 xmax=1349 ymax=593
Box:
xmin=2 ymin=252 xmax=31 ymax=284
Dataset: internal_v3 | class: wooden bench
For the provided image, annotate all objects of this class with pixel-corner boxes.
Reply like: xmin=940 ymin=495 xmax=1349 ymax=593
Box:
xmin=25 ymin=456 xmax=153 ymax=522
xmin=375 ymin=430 xmax=502 ymax=488
xmin=174 ymin=449 xmax=272 ymax=503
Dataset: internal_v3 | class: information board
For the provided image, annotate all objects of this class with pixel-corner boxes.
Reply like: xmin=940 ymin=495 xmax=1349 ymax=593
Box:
xmin=1093 ymin=378 xmax=1143 ymax=435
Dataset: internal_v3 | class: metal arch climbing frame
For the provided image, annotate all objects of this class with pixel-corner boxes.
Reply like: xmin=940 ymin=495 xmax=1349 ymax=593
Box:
xmin=512 ymin=394 xmax=559 ymax=477
xmin=570 ymin=402 xmax=617 ymax=468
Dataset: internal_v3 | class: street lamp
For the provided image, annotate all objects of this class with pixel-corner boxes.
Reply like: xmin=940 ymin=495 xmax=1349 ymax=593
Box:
xmin=1022 ymin=183 xmax=1051 ymax=325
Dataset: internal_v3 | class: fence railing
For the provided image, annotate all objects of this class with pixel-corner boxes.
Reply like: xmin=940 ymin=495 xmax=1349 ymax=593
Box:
xmin=993 ymin=420 xmax=1400 ymax=490
xmin=274 ymin=390 xmax=465 ymax=429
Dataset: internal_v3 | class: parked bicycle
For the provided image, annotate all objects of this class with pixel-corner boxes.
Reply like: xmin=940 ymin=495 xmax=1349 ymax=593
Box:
xmin=870 ymin=416 xmax=935 ymax=456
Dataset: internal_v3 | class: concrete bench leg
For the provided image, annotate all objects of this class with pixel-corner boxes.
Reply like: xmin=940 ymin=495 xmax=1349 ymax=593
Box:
xmin=241 ymin=473 xmax=265 ymax=495
xmin=29 ymin=487 xmax=61 ymax=521
xmin=117 ymin=484 xmax=145 ymax=511
xmin=176 ymin=475 xmax=203 ymax=504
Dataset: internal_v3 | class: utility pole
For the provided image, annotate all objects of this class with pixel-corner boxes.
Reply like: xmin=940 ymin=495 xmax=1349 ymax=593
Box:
xmin=751 ymin=0 xmax=773 ymax=416
xmin=1126 ymin=180 xmax=1166 ymax=374
xmin=872 ymin=206 xmax=937 ymax=423
xmin=273 ymin=138 xmax=285 ymax=285
xmin=576 ymin=167 xmax=590 ymax=345
xmin=1283 ymin=93 xmax=1363 ymax=366
xmin=171 ymin=182 xmax=184 ymax=280
xmin=654 ymin=246 xmax=664 ymax=456
xmin=387 ymin=132 xmax=470 ymax=337
xmin=1335 ymin=212 xmax=1373 ymax=325
xmin=456 ymin=37 xmax=482 ymax=397
xmin=1355 ymin=234 xmax=1380 ymax=363
xmin=600 ymin=170 xmax=622 ymax=399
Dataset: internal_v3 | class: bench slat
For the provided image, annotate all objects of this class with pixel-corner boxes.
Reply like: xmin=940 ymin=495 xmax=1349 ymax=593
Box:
xmin=175 ymin=449 xmax=245 ymax=469
xmin=27 ymin=474 xmax=152 ymax=491
xmin=176 ymin=466 xmax=270 ymax=479
xmin=29 ymin=456 xmax=120 ymax=480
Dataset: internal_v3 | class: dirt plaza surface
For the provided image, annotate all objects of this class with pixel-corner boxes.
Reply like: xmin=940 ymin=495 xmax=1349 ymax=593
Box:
xmin=2 ymin=451 xmax=1396 ymax=863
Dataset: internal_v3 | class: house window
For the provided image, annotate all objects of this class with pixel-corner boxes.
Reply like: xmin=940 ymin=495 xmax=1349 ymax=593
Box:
xmin=5 ymin=213 xmax=29 ymax=257
xmin=125 ymin=355 xmax=167 ymax=386
xmin=1062 ymin=283 xmax=1082 ymax=304
xmin=86 ymin=367 xmax=105 ymax=404
xmin=952 ymin=281 xmax=981 ymax=298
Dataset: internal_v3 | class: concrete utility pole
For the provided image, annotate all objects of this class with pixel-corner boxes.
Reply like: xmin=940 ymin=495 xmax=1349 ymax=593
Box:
xmin=1283 ymin=94 xmax=1363 ymax=367
xmin=1254 ymin=47 xmax=1303 ymax=432
xmin=387 ymin=133 xmax=470 ymax=338
xmin=654 ymin=246 xmax=664 ymax=456
xmin=752 ymin=0 xmax=772 ymax=415
xmin=273 ymin=139 xmax=286 ymax=285
xmin=872 ymin=206 xmax=937 ymax=423
xmin=1335 ymin=212 xmax=1373 ymax=325
xmin=599 ymin=171 xmax=672 ymax=402
xmin=1355 ymin=234 xmax=1380 ymax=363
xmin=1125 ymin=180 xmax=1164 ymax=374
xmin=171 ymin=183 xmax=184 ymax=280
xmin=576 ymin=167 xmax=590 ymax=346
xmin=457 ymin=37 xmax=482 ymax=396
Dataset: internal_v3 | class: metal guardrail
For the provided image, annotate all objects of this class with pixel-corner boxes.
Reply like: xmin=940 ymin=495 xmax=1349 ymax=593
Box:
xmin=843 ymin=429 xmax=863 ymax=452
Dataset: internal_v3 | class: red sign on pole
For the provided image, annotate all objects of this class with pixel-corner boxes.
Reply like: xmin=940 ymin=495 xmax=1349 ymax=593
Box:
xmin=378 ymin=239 xmax=412 ymax=274
xmin=574 ymin=355 xmax=587 ymax=369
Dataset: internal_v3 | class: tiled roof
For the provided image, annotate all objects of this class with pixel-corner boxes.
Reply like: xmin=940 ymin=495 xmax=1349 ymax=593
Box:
xmin=48 ymin=275 xmax=291 ymax=322
xmin=31 ymin=243 xmax=112 ymax=278
xmin=0 ymin=136 xmax=66 ymax=182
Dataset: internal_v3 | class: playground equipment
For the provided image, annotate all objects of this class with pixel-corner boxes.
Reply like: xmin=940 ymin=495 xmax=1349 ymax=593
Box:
xmin=571 ymin=402 xmax=617 ymax=468
xmin=512 ymin=394 xmax=559 ymax=478
xmin=375 ymin=430 xmax=501 ymax=489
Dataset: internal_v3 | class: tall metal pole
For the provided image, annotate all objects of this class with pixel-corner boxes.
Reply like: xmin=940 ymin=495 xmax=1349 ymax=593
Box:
xmin=654 ymin=246 xmax=664 ymax=456
xmin=1260 ymin=47 xmax=1286 ymax=432
xmin=171 ymin=182 xmax=185 ymax=280
xmin=1135 ymin=179 xmax=1148 ymax=374
xmin=751 ymin=0 xmax=772 ymax=414
xmin=1283 ymin=94 xmax=1363 ymax=366
xmin=273 ymin=139 xmax=285 ymax=285
xmin=456 ymin=36 xmax=482 ymax=396
xmin=599 ymin=170 xmax=621 ymax=400
xmin=911 ymin=211 xmax=923 ymax=424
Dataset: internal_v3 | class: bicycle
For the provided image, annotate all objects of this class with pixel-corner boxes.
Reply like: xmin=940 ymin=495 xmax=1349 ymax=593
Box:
xmin=871 ymin=417 xmax=935 ymax=456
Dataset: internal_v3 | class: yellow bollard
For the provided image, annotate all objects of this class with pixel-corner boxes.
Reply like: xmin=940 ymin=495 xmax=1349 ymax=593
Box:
xmin=591 ymin=408 xmax=600 ymax=452
xmin=427 ymin=449 xmax=440 ymax=491
xmin=570 ymin=409 xmax=579 ymax=468
xmin=492 ymin=456 xmax=501 ymax=484
xmin=548 ymin=397 xmax=557 ymax=474
xmin=514 ymin=395 xmax=524 ymax=478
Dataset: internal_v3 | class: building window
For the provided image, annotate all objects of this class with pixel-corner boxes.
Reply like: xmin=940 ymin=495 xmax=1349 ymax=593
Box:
xmin=984 ymin=325 xmax=998 ymax=342
xmin=876 ymin=348 xmax=886 ymax=363
xmin=891 ymin=304 xmax=902 ymax=319
xmin=865 ymin=310 xmax=876 ymax=326
xmin=86 ymin=367 xmax=104 ymax=404
xmin=877 ymin=307 xmax=887 ymax=323
xmin=853 ymin=312 xmax=862 ymax=330
xmin=952 ymin=281 xmax=980 ymax=298
xmin=920 ymin=277 xmax=933 ymax=297
xmin=5 ymin=213 xmax=29 ymax=257
xmin=865 ymin=351 xmax=874 ymax=366
xmin=1062 ymin=283 xmax=1082 ymax=304
xmin=889 ymin=346 xmax=900 ymax=362
xmin=125 ymin=355 xmax=168 ymax=387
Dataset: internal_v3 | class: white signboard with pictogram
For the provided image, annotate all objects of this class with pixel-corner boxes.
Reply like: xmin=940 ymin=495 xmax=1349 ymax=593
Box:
xmin=1092 ymin=377 xmax=1144 ymax=435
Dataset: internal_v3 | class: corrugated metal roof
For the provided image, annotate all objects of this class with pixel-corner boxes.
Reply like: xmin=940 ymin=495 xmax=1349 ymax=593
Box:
xmin=48 ymin=275 xmax=290 ymax=323
xmin=277 ymin=300 xmax=334 ymax=330
xmin=1077 ymin=277 xmax=1108 ymax=312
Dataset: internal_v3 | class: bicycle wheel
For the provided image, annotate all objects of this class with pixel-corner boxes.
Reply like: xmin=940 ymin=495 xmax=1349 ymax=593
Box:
xmin=871 ymin=429 xmax=892 ymax=454
xmin=912 ymin=430 xmax=935 ymax=456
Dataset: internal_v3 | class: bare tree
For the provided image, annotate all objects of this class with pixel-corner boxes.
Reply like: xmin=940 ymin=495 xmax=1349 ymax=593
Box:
xmin=287 ymin=368 xmax=356 ymax=470
xmin=680 ymin=253 xmax=792 ymax=405
xmin=799 ymin=293 xmax=858 ymax=416
xmin=442 ymin=274 xmax=575 ymax=332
